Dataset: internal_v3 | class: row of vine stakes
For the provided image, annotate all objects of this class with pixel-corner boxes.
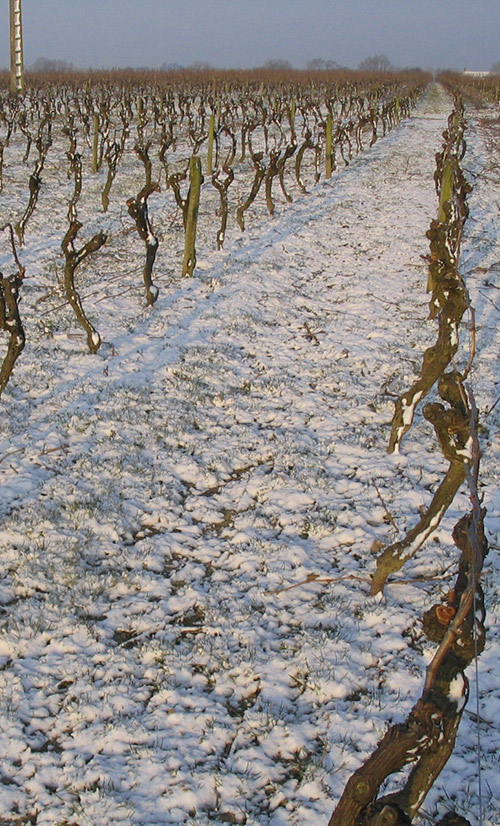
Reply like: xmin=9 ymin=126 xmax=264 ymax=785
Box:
xmin=0 ymin=70 xmax=426 ymax=392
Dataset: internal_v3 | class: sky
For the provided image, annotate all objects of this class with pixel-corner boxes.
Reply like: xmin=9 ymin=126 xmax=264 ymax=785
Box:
xmin=3 ymin=0 xmax=499 ymax=73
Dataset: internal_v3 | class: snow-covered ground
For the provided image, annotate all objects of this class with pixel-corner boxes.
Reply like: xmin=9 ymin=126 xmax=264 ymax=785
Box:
xmin=0 ymin=83 xmax=499 ymax=826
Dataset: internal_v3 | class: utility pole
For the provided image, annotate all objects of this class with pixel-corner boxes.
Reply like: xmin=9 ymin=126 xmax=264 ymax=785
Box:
xmin=10 ymin=0 xmax=24 ymax=94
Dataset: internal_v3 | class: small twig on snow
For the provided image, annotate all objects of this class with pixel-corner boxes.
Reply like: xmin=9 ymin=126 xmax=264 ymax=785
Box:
xmin=372 ymin=478 xmax=399 ymax=531
xmin=267 ymin=573 xmax=370 ymax=595
xmin=303 ymin=321 xmax=322 ymax=344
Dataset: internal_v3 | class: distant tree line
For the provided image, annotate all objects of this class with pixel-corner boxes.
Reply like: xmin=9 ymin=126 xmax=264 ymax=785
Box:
xmin=30 ymin=57 xmax=74 ymax=73
xmin=28 ymin=53 xmax=437 ymax=76
xmin=159 ymin=55 xmax=426 ymax=74
xmin=160 ymin=56 xmax=390 ymax=73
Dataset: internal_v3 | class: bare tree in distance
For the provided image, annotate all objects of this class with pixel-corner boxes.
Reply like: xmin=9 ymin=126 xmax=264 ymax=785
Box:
xmin=160 ymin=62 xmax=185 ymax=72
xmin=358 ymin=54 xmax=393 ymax=72
xmin=261 ymin=58 xmax=293 ymax=71
xmin=31 ymin=57 xmax=75 ymax=73
xmin=307 ymin=58 xmax=342 ymax=71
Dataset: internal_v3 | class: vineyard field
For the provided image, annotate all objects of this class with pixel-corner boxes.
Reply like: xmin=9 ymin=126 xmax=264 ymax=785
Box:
xmin=0 ymin=77 xmax=499 ymax=826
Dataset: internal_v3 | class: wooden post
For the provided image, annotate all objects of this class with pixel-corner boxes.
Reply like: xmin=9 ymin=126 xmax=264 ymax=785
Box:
xmin=10 ymin=0 xmax=24 ymax=95
xmin=92 ymin=113 xmax=100 ymax=173
xmin=437 ymin=153 xmax=453 ymax=223
xmin=207 ymin=112 xmax=215 ymax=176
xmin=182 ymin=156 xmax=202 ymax=277
xmin=325 ymin=112 xmax=333 ymax=179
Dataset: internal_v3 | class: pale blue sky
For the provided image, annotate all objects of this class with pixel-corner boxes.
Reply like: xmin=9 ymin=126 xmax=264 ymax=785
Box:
xmin=4 ymin=0 xmax=499 ymax=72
